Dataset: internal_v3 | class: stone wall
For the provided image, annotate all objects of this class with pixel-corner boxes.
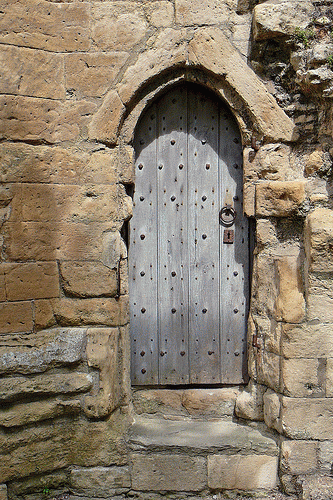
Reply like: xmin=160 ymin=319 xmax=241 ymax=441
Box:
xmin=1 ymin=0 xmax=333 ymax=498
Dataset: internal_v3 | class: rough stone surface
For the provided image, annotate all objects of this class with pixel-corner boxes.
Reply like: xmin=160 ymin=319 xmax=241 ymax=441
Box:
xmin=0 ymin=328 xmax=86 ymax=374
xmin=282 ymin=323 xmax=333 ymax=359
xmin=0 ymin=373 xmax=93 ymax=402
xmin=88 ymin=91 xmax=125 ymax=145
xmin=281 ymin=397 xmax=333 ymax=440
xmin=0 ymin=399 xmax=81 ymax=427
xmin=255 ymin=181 xmax=306 ymax=217
xmin=235 ymin=380 xmax=266 ymax=421
xmin=129 ymin=415 xmax=278 ymax=455
xmin=305 ymin=208 xmax=333 ymax=273
xmin=297 ymin=475 xmax=333 ymax=500
xmin=280 ymin=440 xmax=318 ymax=475
xmin=131 ymin=454 xmax=207 ymax=492
xmin=0 ymin=484 xmax=7 ymax=500
xmin=253 ymin=0 xmax=314 ymax=40
xmin=70 ymin=466 xmax=131 ymax=497
xmin=60 ymin=261 xmax=118 ymax=298
xmin=208 ymin=454 xmax=278 ymax=490
xmin=3 ymin=262 xmax=59 ymax=301
xmin=0 ymin=302 xmax=33 ymax=334
xmin=282 ymin=358 xmax=326 ymax=398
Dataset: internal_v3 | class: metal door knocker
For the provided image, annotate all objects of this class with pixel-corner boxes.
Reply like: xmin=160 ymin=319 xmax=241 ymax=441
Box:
xmin=219 ymin=204 xmax=237 ymax=226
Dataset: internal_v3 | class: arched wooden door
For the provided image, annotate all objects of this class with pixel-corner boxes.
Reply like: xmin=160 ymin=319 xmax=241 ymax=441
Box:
xmin=130 ymin=83 xmax=249 ymax=386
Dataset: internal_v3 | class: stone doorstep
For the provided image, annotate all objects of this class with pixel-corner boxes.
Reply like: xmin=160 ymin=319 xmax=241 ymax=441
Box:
xmin=129 ymin=415 xmax=279 ymax=455
xmin=129 ymin=416 xmax=279 ymax=493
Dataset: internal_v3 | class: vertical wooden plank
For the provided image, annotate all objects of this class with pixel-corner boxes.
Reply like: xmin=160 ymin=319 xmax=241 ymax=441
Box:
xmin=187 ymin=86 xmax=221 ymax=384
xmin=219 ymin=104 xmax=249 ymax=384
xmin=130 ymin=103 xmax=158 ymax=385
xmin=157 ymin=86 xmax=189 ymax=385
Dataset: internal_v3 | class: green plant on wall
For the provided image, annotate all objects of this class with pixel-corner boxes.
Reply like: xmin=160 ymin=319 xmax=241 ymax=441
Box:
xmin=328 ymin=54 xmax=333 ymax=69
xmin=42 ymin=487 xmax=50 ymax=496
xmin=294 ymin=26 xmax=315 ymax=47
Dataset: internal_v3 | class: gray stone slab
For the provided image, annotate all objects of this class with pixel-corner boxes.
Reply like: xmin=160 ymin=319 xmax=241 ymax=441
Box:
xmin=129 ymin=416 xmax=278 ymax=455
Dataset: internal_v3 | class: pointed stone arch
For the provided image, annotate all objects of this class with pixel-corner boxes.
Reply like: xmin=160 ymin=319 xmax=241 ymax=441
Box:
xmin=88 ymin=27 xmax=297 ymax=146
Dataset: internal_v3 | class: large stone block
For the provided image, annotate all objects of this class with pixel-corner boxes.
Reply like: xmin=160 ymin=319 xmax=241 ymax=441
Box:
xmin=235 ymin=379 xmax=265 ymax=421
xmin=0 ymin=45 xmax=65 ymax=99
xmin=253 ymin=0 xmax=314 ymax=40
xmin=132 ymin=389 xmax=184 ymax=416
xmin=92 ymin=2 xmax=148 ymax=51
xmin=0 ymin=399 xmax=81 ymax=428
xmin=19 ymin=183 xmax=131 ymax=224
xmin=0 ymin=143 xmax=119 ymax=185
xmin=305 ymin=208 xmax=333 ymax=273
xmin=34 ymin=299 xmax=57 ymax=331
xmin=175 ymin=0 xmax=233 ymax=25
xmin=4 ymin=262 xmax=59 ymax=301
xmin=181 ymin=387 xmax=240 ymax=417
xmin=144 ymin=1 xmax=174 ymax=27
xmin=131 ymin=454 xmax=207 ymax=491
xmin=297 ymin=475 xmax=333 ymax=500
xmin=281 ymin=397 xmax=333 ymax=439
xmin=84 ymin=328 xmax=122 ymax=418
xmin=281 ymin=440 xmax=318 ymax=475
xmin=256 ymin=349 xmax=281 ymax=392
xmin=3 ymin=221 xmax=116 ymax=261
xmin=281 ymin=323 xmax=333 ymax=359
xmin=65 ymin=52 xmax=129 ymax=98
xmin=255 ymin=181 xmax=306 ymax=217
xmin=282 ymin=357 xmax=325 ymax=397
xmin=0 ymin=0 xmax=91 ymax=52
xmin=243 ymin=143 xmax=295 ymax=183
xmin=263 ymin=389 xmax=282 ymax=433
xmin=51 ymin=296 xmax=129 ymax=328
xmin=60 ymin=261 xmax=117 ymax=298
xmin=208 ymin=454 xmax=278 ymax=490
xmin=307 ymin=294 xmax=333 ymax=323
xmin=0 ymin=328 xmax=86 ymax=375
xmin=0 ymin=373 xmax=93 ymax=403
xmin=70 ymin=466 xmax=130 ymax=497
xmin=0 ymin=96 xmax=96 ymax=143
xmin=318 ymin=441 xmax=333 ymax=474
xmin=88 ymin=90 xmax=125 ymax=145
xmin=0 ymin=301 xmax=33 ymax=334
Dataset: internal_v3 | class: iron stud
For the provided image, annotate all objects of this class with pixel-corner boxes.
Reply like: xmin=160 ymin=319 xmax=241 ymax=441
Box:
xmin=140 ymin=271 xmax=145 ymax=276
xmin=138 ymin=163 xmax=143 ymax=170
xmin=202 ymin=234 xmax=207 ymax=239
xmin=202 ymin=308 xmax=207 ymax=314
xmin=140 ymin=350 xmax=145 ymax=357
xmin=234 ymin=308 xmax=238 ymax=314
xmin=140 ymin=234 xmax=145 ymax=240
xmin=141 ymin=368 xmax=146 ymax=374
xmin=180 ymin=351 xmax=185 ymax=356
xmin=140 ymin=196 xmax=145 ymax=201
xmin=171 ymin=308 xmax=176 ymax=314
xmin=141 ymin=307 xmax=146 ymax=313
xmin=171 ymin=271 xmax=176 ymax=277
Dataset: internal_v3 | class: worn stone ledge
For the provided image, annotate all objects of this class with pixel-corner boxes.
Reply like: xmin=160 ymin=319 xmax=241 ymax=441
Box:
xmin=0 ymin=328 xmax=86 ymax=375
xmin=0 ymin=372 xmax=93 ymax=403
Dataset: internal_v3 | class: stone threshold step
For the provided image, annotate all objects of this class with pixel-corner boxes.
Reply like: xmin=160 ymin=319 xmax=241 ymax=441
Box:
xmin=129 ymin=415 xmax=278 ymax=455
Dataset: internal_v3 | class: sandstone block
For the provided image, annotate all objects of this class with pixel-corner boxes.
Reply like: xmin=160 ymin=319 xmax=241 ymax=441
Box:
xmin=187 ymin=27 xmax=296 ymax=142
xmin=60 ymin=261 xmax=117 ymax=298
xmin=208 ymin=454 xmax=278 ymax=490
xmin=253 ymin=0 xmax=314 ymax=40
xmin=255 ymin=219 xmax=278 ymax=248
xmin=70 ymin=466 xmax=130 ymax=497
xmin=133 ymin=389 xmax=184 ymax=415
xmin=51 ymin=296 xmax=129 ymax=328
xmin=0 ymin=45 xmax=65 ymax=99
xmin=243 ymin=143 xmax=294 ymax=183
xmin=92 ymin=2 xmax=148 ymax=51
xmin=0 ymin=373 xmax=93 ymax=403
xmin=326 ymin=358 xmax=333 ymax=397
xmin=101 ymin=230 xmax=128 ymax=270
xmin=0 ymin=485 xmax=6 ymax=500
xmin=0 ymin=143 xmax=119 ymax=185
xmin=256 ymin=350 xmax=281 ymax=392
xmin=0 ymin=0 xmax=90 ymax=52
xmin=0 ymin=399 xmax=81 ymax=428
xmin=175 ymin=0 xmax=233 ymax=25
xmin=263 ymin=389 xmax=282 ymax=433
xmin=65 ymin=53 xmax=129 ymax=98
xmin=305 ymin=208 xmax=333 ymax=273
xmin=0 ymin=271 xmax=5 ymax=302
xmin=235 ymin=380 xmax=266 ymax=421
xmin=19 ymin=183 xmax=131 ymax=224
xmin=274 ymin=256 xmax=305 ymax=324
xmin=282 ymin=323 xmax=333 ymax=359
xmin=281 ymin=440 xmax=318 ymax=475
xmin=3 ymin=221 xmax=116 ymax=262
xmin=256 ymin=181 xmax=306 ymax=217
xmin=84 ymin=327 xmax=121 ymax=418
xmin=281 ymin=397 xmax=333 ymax=439
xmin=4 ymin=262 xmax=59 ymax=301
xmin=297 ymin=475 xmax=333 ymax=500
xmin=0 ymin=95 xmax=96 ymax=143
xmin=182 ymin=387 xmax=240 ymax=417
xmin=0 ymin=328 xmax=86 ymax=375
xmin=282 ymin=358 xmax=325 ymax=398
xmin=318 ymin=441 xmax=333 ymax=474
xmin=118 ymin=28 xmax=187 ymax=105
xmin=307 ymin=294 xmax=333 ymax=323
xmin=88 ymin=90 xmax=125 ymax=145
xmin=0 ymin=301 xmax=33 ymax=334
xmin=145 ymin=1 xmax=174 ymax=27
xmin=120 ymin=259 xmax=129 ymax=296
xmin=131 ymin=454 xmax=207 ymax=491
xmin=8 ymin=469 xmax=67 ymax=497
xmin=34 ymin=299 xmax=56 ymax=331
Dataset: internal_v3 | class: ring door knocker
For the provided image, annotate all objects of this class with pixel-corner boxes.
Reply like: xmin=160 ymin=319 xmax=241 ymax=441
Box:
xmin=220 ymin=204 xmax=237 ymax=244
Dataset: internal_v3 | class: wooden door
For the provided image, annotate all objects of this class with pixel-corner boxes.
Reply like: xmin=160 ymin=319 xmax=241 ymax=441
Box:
xmin=130 ymin=83 xmax=249 ymax=386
